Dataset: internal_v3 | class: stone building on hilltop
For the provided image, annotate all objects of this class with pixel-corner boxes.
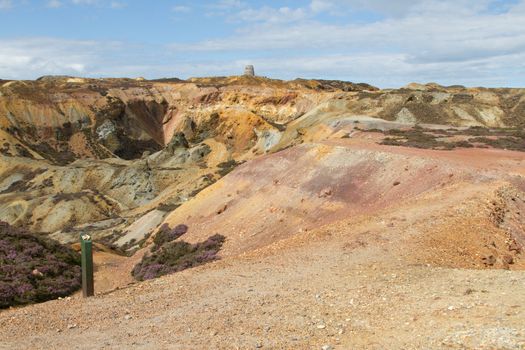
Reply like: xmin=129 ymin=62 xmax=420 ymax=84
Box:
xmin=244 ymin=65 xmax=255 ymax=76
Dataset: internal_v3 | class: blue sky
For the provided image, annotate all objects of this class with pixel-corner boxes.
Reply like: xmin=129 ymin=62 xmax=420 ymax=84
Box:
xmin=0 ymin=0 xmax=524 ymax=87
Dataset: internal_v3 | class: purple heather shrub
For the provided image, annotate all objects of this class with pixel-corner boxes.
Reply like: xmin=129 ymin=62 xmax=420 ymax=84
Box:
xmin=132 ymin=232 xmax=225 ymax=281
xmin=152 ymin=224 xmax=189 ymax=251
xmin=0 ymin=221 xmax=81 ymax=308
xmin=139 ymin=264 xmax=165 ymax=280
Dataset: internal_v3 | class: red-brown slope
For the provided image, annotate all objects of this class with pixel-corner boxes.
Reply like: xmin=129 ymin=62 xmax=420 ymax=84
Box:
xmin=161 ymin=139 xmax=525 ymax=260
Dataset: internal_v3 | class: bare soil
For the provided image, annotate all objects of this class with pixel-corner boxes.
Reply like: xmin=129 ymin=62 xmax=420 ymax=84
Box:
xmin=1 ymin=137 xmax=525 ymax=350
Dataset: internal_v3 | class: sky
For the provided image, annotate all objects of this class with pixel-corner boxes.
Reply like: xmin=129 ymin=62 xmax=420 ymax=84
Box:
xmin=0 ymin=0 xmax=524 ymax=87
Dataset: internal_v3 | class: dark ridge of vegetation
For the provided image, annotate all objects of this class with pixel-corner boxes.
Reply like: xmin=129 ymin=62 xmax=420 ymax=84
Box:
xmin=152 ymin=224 xmax=188 ymax=251
xmin=454 ymin=126 xmax=525 ymax=138
xmin=51 ymin=192 xmax=86 ymax=205
xmin=257 ymin=114 xmax=287 ymax=131
xmin=0 ymin=143 xmax=12 ymax=157
xmin=114 ymin=137 xmax=162 ymax=160
xmin=375 ymin=126 xmax=525 ymax=152
xmin=132 ymin=228 xmax=225 ymax=281
xmin=217 ymin=159 xmax=241 ymax=176
xmin=0 ymin=222 xmax=81 ymax=309
xmin=0 ymin=168 xmax=46 ymax=194
xmin=96 ymin=229 xmax=130 ymax=255
xmin=14 ymin=144 xmax=34 ymax=158
xmin=470 ymin=136 xmax=525 ymax=151
xmin=149 ymin=77 xmax=185 ymax=83
xmin=190 ymin=112 xmax=221 ymax=143
xmin=453 ymin=140 xmax=475 ymax=148
xmin=31 ymin=142 xmax=77 ymax=165
xmin=156 ymin=203 xmax=181 ymax=212
xmin=381 ymin=128 xmax=457 ymax=150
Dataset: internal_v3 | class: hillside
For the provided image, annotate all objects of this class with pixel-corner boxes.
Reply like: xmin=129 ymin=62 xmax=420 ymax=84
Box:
xmin=0 ymin=76 xmax=524 ymax=349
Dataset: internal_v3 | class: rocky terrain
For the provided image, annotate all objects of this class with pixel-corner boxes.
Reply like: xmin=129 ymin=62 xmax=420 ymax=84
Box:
xmin=0 ymin=76 xmax=524 ymax=349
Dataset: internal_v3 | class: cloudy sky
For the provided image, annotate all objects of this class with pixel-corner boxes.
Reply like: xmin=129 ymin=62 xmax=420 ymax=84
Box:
xmin=0 ymin=0 xmax=524 ymax=87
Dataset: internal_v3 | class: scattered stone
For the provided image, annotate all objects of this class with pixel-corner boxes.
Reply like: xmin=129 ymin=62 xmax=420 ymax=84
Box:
xmin=464 ymin=288 xmax=474 ymax=295
xmin=481 ymin=255 xmax=496 ymax=266
xmin=317 ymin=324 xmax=326 ymax=329
xmin=322 ymin=345 xmax=333 ymax=350
xmin=67 ymin=323 xmax=77 ymax=329
xmin=502 ymin=255 xmax=514 ymax=265
xmin=31 ymin=269 xmax=44 ymax=277
xmin=217 ymin=204 xmax=228 ymax=215
xmin=124 ymin=315 xmax=132 ymax=320
xmin=508 ymin=240 xmax=521 ymax=253
xmin=166 ymin=132 xmax=189 ymax=153
xmin=393 ymin=181 xmax=401 ymax=186
xmin=318 ymin=188 xmax=333 ymax=198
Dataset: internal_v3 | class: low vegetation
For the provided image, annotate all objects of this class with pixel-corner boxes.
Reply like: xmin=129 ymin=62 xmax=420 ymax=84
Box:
xmin=152 ymin=224 xmax=188 ymax=251
xmin=375 ymin=126 xmax=525 ymax=151
xmin=217 ymin=159 xmax=241 ymax=176
xmin=132 ymin=224 xmax=225 ymax=281
xmin=0 ymin=222 xmax=81 ymax=308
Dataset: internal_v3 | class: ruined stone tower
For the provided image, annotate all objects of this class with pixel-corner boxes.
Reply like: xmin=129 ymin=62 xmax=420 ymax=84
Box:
xmin=244 ymin=65 xmax=255 ymax=77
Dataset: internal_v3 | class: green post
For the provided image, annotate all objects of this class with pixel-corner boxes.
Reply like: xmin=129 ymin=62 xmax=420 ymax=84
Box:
xmin=80 ymin=234 xmax=94 ymax=297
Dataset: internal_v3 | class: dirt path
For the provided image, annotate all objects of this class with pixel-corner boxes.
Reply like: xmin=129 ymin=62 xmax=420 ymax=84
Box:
xmin=1 ymin=181 xmax=524 ymax=349
xmin=1 ymin=240 xmax=523 ymax=349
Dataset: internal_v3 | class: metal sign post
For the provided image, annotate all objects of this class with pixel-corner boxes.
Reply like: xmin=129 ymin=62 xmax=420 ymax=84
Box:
xmin=80 ymin=234 xmax=94 ymax=297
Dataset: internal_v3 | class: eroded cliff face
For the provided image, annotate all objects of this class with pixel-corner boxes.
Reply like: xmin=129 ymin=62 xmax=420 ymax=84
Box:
xmin=1 ymin=76 xmax=524 ymax=164
xmin=0 ymin=76 xmax=352 ymax=163
xmin=0 ymin=75 xmax=524 ymax=250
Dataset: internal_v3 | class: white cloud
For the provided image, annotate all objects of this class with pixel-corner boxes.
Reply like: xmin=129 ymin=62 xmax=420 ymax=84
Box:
xmin=47 ymin=0 xmax=62 ymax=8
xmin=0 ymin=0 xmax=12 ymax=10
xmin=235 ymin=6 xmax=308 ymax=23
xmin=71 ymin=0 xmax=97 ymax=4
xmin=1 ymin=0 xmax=524 ymax=87
xmin=302 ymin=0 xmax=418 ymax=17
xmin=70 ymin=0 xmax=125 ymax=7
xmin=213 ymin=0 xmax=245 ymax=9
xmin=237 ymin=51 xmax=525 ymax=87
xmin=163 ymin=0 xmax=525 ymax=86
xmin=310 ymin=0 xmax=333 ymax=13
xmin=110 ymin=1 xmax=126 ymax=9
xmin=172 ymin=5 xmax=191 ymax=13
xmin=0 ymin=38 xmax=123 ymax=79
